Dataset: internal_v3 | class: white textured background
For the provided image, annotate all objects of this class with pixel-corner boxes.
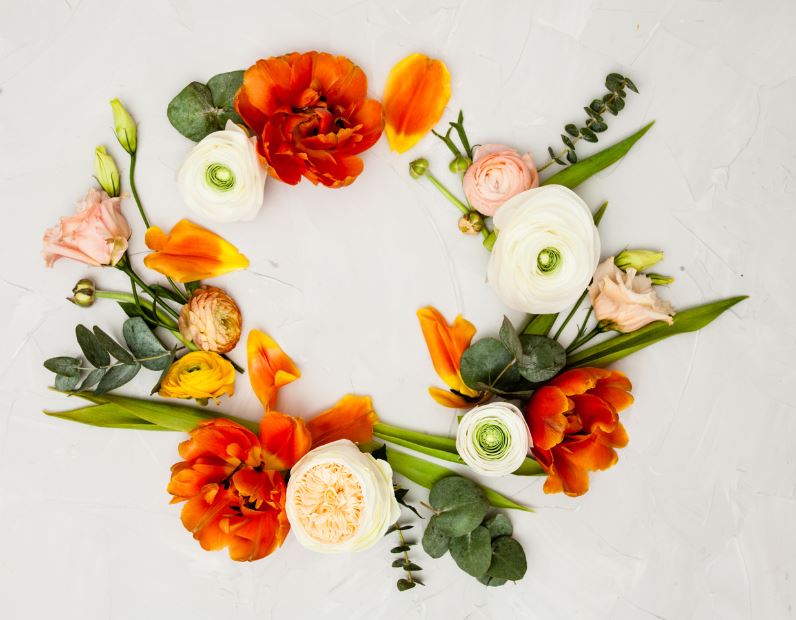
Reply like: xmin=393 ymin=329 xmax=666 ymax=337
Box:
xmin=1 ymin=1 xmax=794 ymax=618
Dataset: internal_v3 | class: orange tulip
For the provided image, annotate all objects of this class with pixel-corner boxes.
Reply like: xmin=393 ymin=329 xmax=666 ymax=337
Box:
xmin=258 ymin=410 xmax=312 ymax=470
xmin=417 ymin=306 xmax=483 ymax=408
xmin=524 ymin=368 xmax=634 ymax=497
xmin=384 ymin=53 xmax=451 ymax=153
xmin=168 ymin=419 xmax=290 ymax=561
xmin=247 ymin=329 xmax=300 ymax=410
xmin=306 ymin=394 xmax=378 ymax=448
xmin=144 ymin=219 xmax=249 ymax=283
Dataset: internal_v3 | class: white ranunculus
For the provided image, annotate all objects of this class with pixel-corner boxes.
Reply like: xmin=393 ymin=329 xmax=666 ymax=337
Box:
xmin=286 ymin=439 xmax=400 ymax=554
xmin=487 ymin=185 xmax=601 ymax=314
xmin=177 ymin=120 xmax=267 ymax=223
xmin=456 ymin=402 xmax=531 ymax=477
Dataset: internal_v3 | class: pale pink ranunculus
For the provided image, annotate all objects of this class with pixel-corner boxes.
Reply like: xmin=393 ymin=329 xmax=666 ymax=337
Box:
xmin=589 ymin=257 xmax=675 ymax=333
xmin=42 ymin=188 xmax=131 ymax=268
xmin=462 ymin=144 xmax=539 ymax=216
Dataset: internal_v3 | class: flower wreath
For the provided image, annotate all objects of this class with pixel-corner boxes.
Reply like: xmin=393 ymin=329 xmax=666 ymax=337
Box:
xmin=42 ymin=51 xmax=745 ymax=591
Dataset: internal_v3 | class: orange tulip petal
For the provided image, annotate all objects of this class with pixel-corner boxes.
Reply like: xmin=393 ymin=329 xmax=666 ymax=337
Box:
xmin=417 ymin=306 xmax=479 ymax=398
xmin=257 ymin=411 xmax=312 ymax=470
xmin=549 ymin=367 xmax=603 ymax=396
xmin=428 ymin=387 xmax=473 ymax=409
xmin=569 ymin=394 xmax=618 ymax=435
xmin=306 ymin=394 xmax=378 ymax=448
xmin=143 ymin=219 xmax=249 ymax=283
xmin=526 ymin=386 xmax=571 ymax=450
xmin=384 ymin=53 xmax=451 ymax=153
xmin=547 ymin=447 xmax=592 ymax=497
xmin=247 ymin=329 xmax=301 ymax=410
xmin=599 ymin=421 xmax=629 ymax=449
xmin=589 ymin=385 xmax=635 ymax=414
xmin=177 ymin=419 xmax=261 ymax=467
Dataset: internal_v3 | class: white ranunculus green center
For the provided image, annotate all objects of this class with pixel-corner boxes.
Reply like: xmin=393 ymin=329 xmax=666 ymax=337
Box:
xmin=537 ymin=246 xmax=562 ymax=274
xmin=457 ymin=402 xmax=531 ymax=477
xmin=205 ymin=163 xmax=236 ymax=192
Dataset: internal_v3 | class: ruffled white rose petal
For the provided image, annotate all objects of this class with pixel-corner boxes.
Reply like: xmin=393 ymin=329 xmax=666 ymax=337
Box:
xmin=487 ymin=185 xmax=601 ymax=314
xmin=177 ymin=120 xmax=267 ymax=223
xmin=456 ymin=402 xmax=531 ymax=477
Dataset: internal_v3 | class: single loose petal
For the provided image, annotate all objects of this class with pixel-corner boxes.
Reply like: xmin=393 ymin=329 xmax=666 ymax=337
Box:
xmin=247 ymin=329 xmax=300 ymax=410
xmin=306 ymin=394 xmax=378 ymax=448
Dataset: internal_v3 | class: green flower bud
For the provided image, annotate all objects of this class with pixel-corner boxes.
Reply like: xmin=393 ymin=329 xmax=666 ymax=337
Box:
xmin=409 ymin=158 xmax=429 ymax=179
xmin=449 ymin=155 xmax=471 ymax=174
xmin=94 ymin=146 xmax=120 ymax=197
xmin=648 ymin=273 xmax=675 ymax=286
xmin=615 ymin=249 xmax=664 ymax=272
xmin=110 ymin=98 xmax=137 ymax=154
xmin=69 ymin=278 xmax=96 ymax=307
xmin=458 ymin=211 xmax=484 ymax=235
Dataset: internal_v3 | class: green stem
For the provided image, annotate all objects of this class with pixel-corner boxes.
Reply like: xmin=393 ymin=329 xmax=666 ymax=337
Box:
xmin=424 ymin=170 xmax=470 ymax=216
xmin=567 ymin=325 xmax=601 ymax=353
xmin=117 ymin=259 xmax=180 ymax=320
xmin=128 ymin=152 xmax=150 ymax=228
xmin=553 ymin=289 xmax=588 ymax=340
xmin=96 ymin=290 xmax=178 ymax=329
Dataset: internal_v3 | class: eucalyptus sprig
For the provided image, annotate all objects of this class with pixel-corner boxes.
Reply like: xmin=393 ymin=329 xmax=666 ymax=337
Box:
xmin=388 ymin=488 xmax=425 ymax=591
xmin=539 ymin=73 xmax=639 ymax=172
xmin=43 ymin=318 xmax=178 ymax=395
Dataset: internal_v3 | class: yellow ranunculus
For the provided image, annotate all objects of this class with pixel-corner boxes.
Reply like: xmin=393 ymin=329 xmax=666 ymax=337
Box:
xmin=159 ymin=351 xmax=235 ymax=403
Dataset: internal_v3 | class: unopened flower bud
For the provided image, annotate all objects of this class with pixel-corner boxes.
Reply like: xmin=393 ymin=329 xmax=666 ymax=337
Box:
xmin=94 ymin=146 xmax=120 ymax=197
xmin=409 ymin=158 xmax=429 ymax=179
xmin=458 ymin=211 xmax=484 ymax=235
xmin=69 ymin=278 xmax=96 ymax=307
xmin=615 ymin=249 xmax=663 ymax=272
xmin=110 ymin=98 xmax=137 ymax=154
xmin=648 ymin=273 xmax=674 ymax=286
xmin=179 ymin=286 xmax=242 ymax=354
xmin=449 ymin=155 xmax=472 ymax=174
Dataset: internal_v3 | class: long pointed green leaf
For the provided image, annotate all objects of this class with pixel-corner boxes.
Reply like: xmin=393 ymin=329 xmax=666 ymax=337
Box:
xmin=521 ymin=314 xmax=557 ymax=337
xmin=543 ymin=121 xmax=655 ymax=189
xmin=44 ymin=403 xmax=168 ymax=431
xmin=386 ymin=447 xmax=533 ymax=512
xmin=567 ymin=296 xmax=747 ymax=368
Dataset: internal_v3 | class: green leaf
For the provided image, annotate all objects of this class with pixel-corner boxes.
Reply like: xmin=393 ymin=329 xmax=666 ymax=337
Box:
xmin=79 ymin=368 xmax=106 ymax=389
xmin=625 ymin=77 xmax=639 ymax=93
xmin=580 ymin=127 xmax=598 ymax=143
xmin=54 ymin=373 xmax=80 ymax=391
xmin=584 ymin=107 xmax=604 ymax=123
xmin=449 ymin=526 xmax=492 ymax=578
xmin=521 ymin=313 xmax=557 ymax=337
xmin=44 ymin=356 xmax=81 ymax=377
xmin=565 ymin=124 xmax=579 ymax=137
xmin=605 ymin=72 xmax=625 ymax=92
xmin=184 ymin=281 xmax=202 ymax=295
xmin=566 ymin=150 xmax=578 ymax=164
xmin=76 ymin=324 xmax=110 ymax=367
xmin=567 ymin=296 xmax=747 ymax=368
xmin=543 ymin=121 xmax=654 ymax=190
xmin=167 ymin=71 xmax=244 ymax=141
xmin=386 ymin=524 xmax=413 ymax=536
xmin=43 ymin=403 xmax=168 ymax=431
xmin=607 ymin=97 xmax=625 ymax=114
xmin=478 ymin=575 xmax=508 ymax=587
xmin=517 ymin=334 xmax=566 ymax=383
xmin=499 ymin=316 xmax=523 ymax=360
xmin=396 ymin=579 xmax=416 ymax=591
xmin=593 ymin=201 xmax=609 ymax=226
xmin=428 ymin=476 xmax=489 ymax=537
xmin=485 ymin=536 xmax=527 ymax=581
xmin=460 ymin=338 xmax=521 ymax=392
xmin=561 ymin=134 xmax=575 ymax=150
xmin=385 ymin=448 xmax=534 ymax=512
xmin=150 ymin=347 xmax=177 ymax=395
xmin=117 ymin=302 xmax=159 ymax=330
xmin=422 ymin=516 xmax=451 ymax=558
xmin=391 ymin=545 xmax=411 ymax=553
xmin=148 ymin=284 xmax=186 ymax=304
xmin=94 ymin=363 xmax=141 ymax=394
xmin=122 ymin=317 xmax=170 ymax=370
xmin=590 ymin=99 xmax=604 ymax=112
xmin=484 ymin=513 xmax=513 ymax=539
xmin=93 ymin=327 xmax=135 ymax=364
xmin=591 ymin=121 xmax=608 ymax=133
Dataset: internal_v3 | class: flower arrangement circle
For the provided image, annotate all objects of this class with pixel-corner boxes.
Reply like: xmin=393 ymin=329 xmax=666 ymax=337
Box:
xmin=456 ymin=402 xmax=531 ymax=476
xmin=235 ymin=51 xmax=385 ymax=187
xmin=487 ymin=185 xmax=601 ymax=314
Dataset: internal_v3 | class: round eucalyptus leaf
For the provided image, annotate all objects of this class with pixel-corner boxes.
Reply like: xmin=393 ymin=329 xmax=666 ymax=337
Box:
xmin=460 ymin=338 xmax=521 ymax=393
xmin=122 ymin=318 xmax=170 ymax=370
xmin=429 ymin=476 xmax=489 ymax=538
xmin=449 ymin=526 xmax=492 ymax=578
xmin=484 ymin=513 xmax=513 ymax=539
xmin=43 ymin=356 xmax=81 ymax=377
xmin=485 ymin=536 xmax=527 ymax=581
xmin=95 ymin=363 xmax=141 ymax=395
xmin=421 ymin=515 xmax=450 ymax=559
xmin=517 ymin=335 xmax=566 ymax=383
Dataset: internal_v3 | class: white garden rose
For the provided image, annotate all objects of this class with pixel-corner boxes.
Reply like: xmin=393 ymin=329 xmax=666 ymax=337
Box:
xmin=286 ymin=439 xmax=400 ymax=554
xmin=177 ymin=120 xmax=267 ymax=223
xmin=456 ymin=402 xmax=531 ymax=477
xmin=487 ymin=185 xmax=601 ymax=314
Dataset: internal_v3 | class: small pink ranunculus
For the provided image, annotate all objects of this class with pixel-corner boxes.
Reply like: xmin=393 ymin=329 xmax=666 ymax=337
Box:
xmin=42 ymin=188 xmax=131 ymax=268
xmin=462 ymin=144 xmax=539 ymax=216
xmin=589 ymin=258 xmax=675 ymax=333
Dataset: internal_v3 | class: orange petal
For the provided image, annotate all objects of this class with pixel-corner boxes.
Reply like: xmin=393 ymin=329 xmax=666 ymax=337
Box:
xmin=143 ymin=219 xmax=249 ymax=283
xmin=257 ymin=411 xmax=312 ymax=470
xmin=550 ymin=367 xmax=604 ymax=396
xmin=247 ymin=330 xmax=300 ymax=410
xmin=177 ymin=419 xmax=261 ymax=467
xmin=525 ymin=385 xmax=571 ymax=451
xmin=428 ymin=387 xmax=474 ymax=409
xmin=547 ymin=445 xmax=593 ymax=497
xmin=564 ymin=434 xmax=619 ymax=473
xmin=180 ymin=485 xmax=235 ymax=550
xmin=306 ymin=394 xmax=378 ymax=448
xmin=417 ymin=306 xmax=479 ymax=398
xmin=570 ymin=394 xmax=618 ymax=435
xmin=384 ymin=54 xmax=451 ymax=153
xmin=589 ymin=385 xmax=635 ymax=414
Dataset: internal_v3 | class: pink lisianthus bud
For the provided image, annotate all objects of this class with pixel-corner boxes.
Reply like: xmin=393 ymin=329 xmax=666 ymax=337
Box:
xmin=42 ymin=188 xmax=131 ymax=268
xmin=178 ymin=286 xmax=242 ymax=354
xmin=588 ymin=258 xmax=675 ymax=333
xmin=463 ymin=144 xmax=539 ymax=216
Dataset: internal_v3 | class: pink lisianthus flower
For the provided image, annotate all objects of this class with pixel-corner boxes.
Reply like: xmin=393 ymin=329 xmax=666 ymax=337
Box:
xmin=42 ymin=188 xmax=131 ymax=267
xmin=462 ymin=144 xmax=539 ymax=216
xmin=589 ymin=257 xmax=675 ymax=333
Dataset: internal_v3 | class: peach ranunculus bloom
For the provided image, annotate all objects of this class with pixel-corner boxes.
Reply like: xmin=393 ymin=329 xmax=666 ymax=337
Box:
xmin=462 ymin=144 xmax=539 ymax=216
xmin=42 ymin=188 xmax=131 ymax=267
xmin=589 ymin=257 xmax=675 ymax=332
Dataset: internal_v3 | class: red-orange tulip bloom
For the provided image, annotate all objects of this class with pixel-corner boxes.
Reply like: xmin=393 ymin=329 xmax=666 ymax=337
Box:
xmin=168 ymin=419 xmax=290 ymax=561
xmin=247 ymin=329 xmax=301 ymax=410
xmin=235 ymin=51 xmax=384 ymax=188
xmin=524 ymin=368 xmax=634 ymax=497
xmin=144 ymin=219 xmax=249 ymax=283
xmin=384 ymin=53 xmax=451 ymax=153
xmin=258 ymin=411 xmax=312 ymax=470
xmin=417 ymin=306 xmax=484 ymax=408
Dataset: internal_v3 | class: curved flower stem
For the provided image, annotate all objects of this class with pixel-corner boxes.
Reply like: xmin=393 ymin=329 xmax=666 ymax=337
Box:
xmin=553 ymin=289 xmax=589 ymax=341
xmin=116 ymin=257 xmax=180 ymax=320
xmin=128 ymin=152 xmax=151 ymax=228
xmin=566 ymin=325 xmax=601 ymax=353
xmin=96 ymin=290 xmax=181 ymax=333
xmin=424 ymin=170 xmax=469 ymax=216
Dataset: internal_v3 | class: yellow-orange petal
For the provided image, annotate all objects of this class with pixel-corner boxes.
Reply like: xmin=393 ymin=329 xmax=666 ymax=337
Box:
xmin=428 ymin=387 xmax=473 ymax=409
xmin=384 ymin=53 xmax=451 ymax=153
xmin=143 ymin=219 xmax=249 ymax=283
xmin=417 ymin=306 xmax=479 ymax=398
xmin=246 ymin=329 xmax=300 ymax=410
xmin=306 ymin=394 xmax=378 ymax=448
xmin=257 ymin=411 xmax=312 ymax=470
